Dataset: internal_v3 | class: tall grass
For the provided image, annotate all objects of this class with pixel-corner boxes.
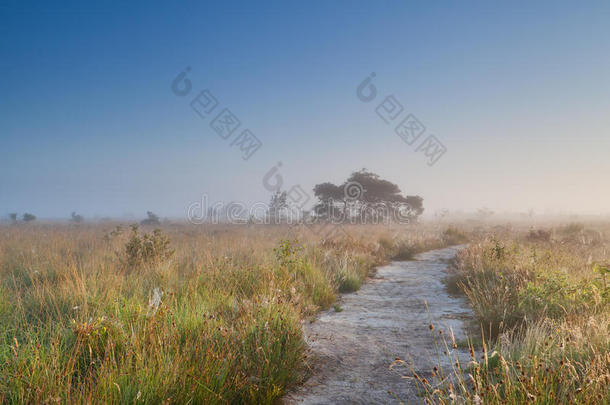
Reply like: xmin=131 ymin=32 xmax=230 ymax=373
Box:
xmin=430 ymin=225 xmax=610 ymax=404
xmin=0 ymin=222 xmax=454 ymax=403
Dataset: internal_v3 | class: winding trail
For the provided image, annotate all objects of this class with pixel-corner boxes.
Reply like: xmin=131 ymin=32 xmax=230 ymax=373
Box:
xmin=285 ymin=246 xmax=473 ymax=404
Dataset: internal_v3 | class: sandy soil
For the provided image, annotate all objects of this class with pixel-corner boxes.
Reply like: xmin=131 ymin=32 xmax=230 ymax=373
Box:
xmin=284 ymin=246 xmax=473 ymax=404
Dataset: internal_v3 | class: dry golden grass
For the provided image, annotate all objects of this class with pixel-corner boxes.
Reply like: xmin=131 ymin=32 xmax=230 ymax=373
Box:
xmin=0 ymin=222 xmax=451 ymax=404
xmin=420 ymin=222 xmax=610 ymax=404
xmin=6 ymin=220 xmax=605 ymax=403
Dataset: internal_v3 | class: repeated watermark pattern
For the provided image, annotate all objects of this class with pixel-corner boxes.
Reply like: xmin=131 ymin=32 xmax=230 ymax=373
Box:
xmin=259 ymin=162 xmax=345 ymax=238
xmin=171 ymin=67 xmax=262 ymax=160
xmin=261 ymin=162 xmax=312 ymax=213
xmin=356 ymin=73 xmax=447 ymax=166
xmin=171 ymin=67 xmax=320 ymax=232
xmin=186 ymin=194 xmax=412 ymax=226
xmin=170 ymin=67 xmax=320 ymax=232
xmin=173 ymin=67 xmax=416 ymax=239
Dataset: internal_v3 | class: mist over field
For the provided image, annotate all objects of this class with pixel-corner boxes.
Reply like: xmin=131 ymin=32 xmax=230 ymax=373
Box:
xmin=1 ymin=2 xmax=609 ymax=404
xmin=2 ymin=1 xmax=610 ymax=220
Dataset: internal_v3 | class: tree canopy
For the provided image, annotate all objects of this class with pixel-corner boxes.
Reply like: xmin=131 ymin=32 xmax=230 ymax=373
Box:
xmin=22 ymin=213 xmax=36 ymax=222
xmin=312 ymin=169 xmax=423 ymax=223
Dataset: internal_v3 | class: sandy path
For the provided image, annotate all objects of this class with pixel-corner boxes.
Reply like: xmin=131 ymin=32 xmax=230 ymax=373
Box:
xmin=284 ymin=246 xmax=472 ymax=404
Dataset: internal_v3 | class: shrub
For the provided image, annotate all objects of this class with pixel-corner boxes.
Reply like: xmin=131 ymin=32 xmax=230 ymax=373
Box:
xmin=124 ymin=225 xmax=174 ymax=268
xmin=71 ymin=212 xmax=84 ymax=223
xmin=526 ymin=228 xmax=551 ymax=242
xmin=273 ymin=239 xmax=302 ymax=267
xmin=140 ymin=211 xmax=161 ymax=226
xmin=22 ymin=213 xmax=36 ymax=222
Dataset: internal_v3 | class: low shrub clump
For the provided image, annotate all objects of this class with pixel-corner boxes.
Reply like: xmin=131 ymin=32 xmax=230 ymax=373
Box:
xmin=526 ymin=228 xmax=552 ymax=242
xmin=123 ymin=225 xmax=175 ymax=269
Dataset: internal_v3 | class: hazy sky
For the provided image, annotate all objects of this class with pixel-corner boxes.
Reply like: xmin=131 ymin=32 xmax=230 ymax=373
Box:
xmin=1 ymin=0 xmax=609 ymax=219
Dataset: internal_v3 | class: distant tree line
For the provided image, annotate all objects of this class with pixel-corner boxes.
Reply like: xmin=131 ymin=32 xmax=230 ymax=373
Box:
xmin=8 ymin=213 xmax=37 ymax=223
xmin=6 ymin=171 xmax=423 ymax=226
xmin=264 ymin=169 xmax=424 ymax=224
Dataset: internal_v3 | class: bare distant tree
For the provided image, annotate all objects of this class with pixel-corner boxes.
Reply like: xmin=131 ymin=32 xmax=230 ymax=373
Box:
xmin=8 ymin=213 xmax=17 ymax=222
xmin=268 ymin=191 xmax=288 ymax=223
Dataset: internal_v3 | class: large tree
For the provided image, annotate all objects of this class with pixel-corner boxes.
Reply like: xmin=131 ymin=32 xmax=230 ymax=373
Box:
xmin=312 ymin=182 xmax=344 ymax=219
xmin=312 ymin=169 xmax=423 ymax=223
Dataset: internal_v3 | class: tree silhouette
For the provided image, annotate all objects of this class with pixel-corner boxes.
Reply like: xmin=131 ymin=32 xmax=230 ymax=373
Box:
xmin=22 ymin=213 xmax=36 ymax=222
xmin=140 ymin=211 xmax=161 ymax=226
xmin=8 ymin=213 xmax=17 ymax=222
xmin=71 ymin=212 xmax=84 ymax=223
xmin=312 ymin=183 xmax=344 ymax=219
xmin=268 ymin=191 xmax=288 ymax=223
xmin=312 ymin=169 xmax=424 ymax=223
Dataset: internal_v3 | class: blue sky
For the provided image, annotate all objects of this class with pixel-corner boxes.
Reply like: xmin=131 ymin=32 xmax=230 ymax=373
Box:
xmin=1 ymin=0 xmax=609 ymax=218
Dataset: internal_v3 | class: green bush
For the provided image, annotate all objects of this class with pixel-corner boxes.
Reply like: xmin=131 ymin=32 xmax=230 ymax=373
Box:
xmin=124 ymin=225 xmax=174 ymax=269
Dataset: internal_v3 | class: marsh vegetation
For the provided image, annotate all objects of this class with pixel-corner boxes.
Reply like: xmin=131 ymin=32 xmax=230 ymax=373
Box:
xmin=0 ymin=222 xmax=448 ymax=403
xmin=0 ymin=220 xmax=607 ymax=404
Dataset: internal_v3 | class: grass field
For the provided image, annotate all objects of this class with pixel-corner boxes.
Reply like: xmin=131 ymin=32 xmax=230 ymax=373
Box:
xmin=0 ymin=222 xmax=452 ymax=404
xmin=419 ymin=222 xmax=610 ymax=404
xmin=1 ymin=221 xmax=608 ymax=404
